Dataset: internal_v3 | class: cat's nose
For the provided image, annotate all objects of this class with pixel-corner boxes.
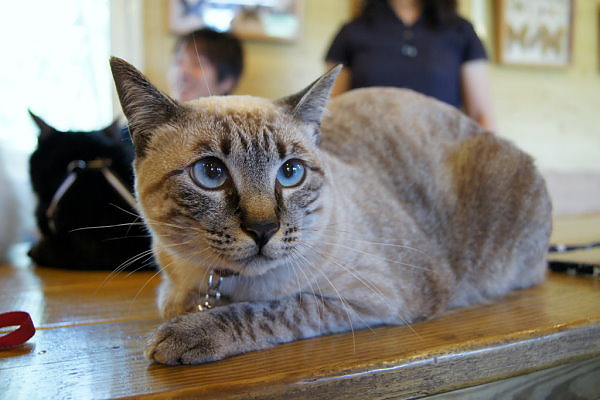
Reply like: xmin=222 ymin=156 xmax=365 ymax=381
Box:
xmin=242 ymin=220 xmax=280 ymax=248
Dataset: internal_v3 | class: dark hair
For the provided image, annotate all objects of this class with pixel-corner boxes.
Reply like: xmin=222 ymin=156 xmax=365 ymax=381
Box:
xmin=175 ymin=28 xmax=244 ymax=85
xmin=362 ymin=0 xmax=458 ymax=28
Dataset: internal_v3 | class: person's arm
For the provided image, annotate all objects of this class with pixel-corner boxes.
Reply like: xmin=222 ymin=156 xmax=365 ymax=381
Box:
xmin=461 ymin=59 xmax=496 ymax=132
xmin=325 ymin=62 xmax=352 ymax=97
xmin=325 ymin=23 xmax=353 ymax=98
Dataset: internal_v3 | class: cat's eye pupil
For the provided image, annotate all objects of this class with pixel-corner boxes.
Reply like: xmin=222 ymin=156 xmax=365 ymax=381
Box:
xmin=191 ymin=157 xmax=228 ymax=190
xmin=282 ymin=162 xmax=296 ymax=178
xmin=277 ymin=159 xmax=305 ymax=188
xmin=205 ymin=161 xmax=223 ymax=179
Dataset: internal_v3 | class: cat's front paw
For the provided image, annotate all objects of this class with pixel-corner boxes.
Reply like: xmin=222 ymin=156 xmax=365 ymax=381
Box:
xmin=145 ymin=313 xmax=224 ymax=365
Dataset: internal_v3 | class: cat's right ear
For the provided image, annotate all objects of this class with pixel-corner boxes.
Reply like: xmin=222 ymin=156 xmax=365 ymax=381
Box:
xmin=28 ymin=110 xmax=54 ymax=142
xmin=276 ymin=65 xmax=342 ymax=144
xmin=109 ymin=57 xmax=181 ymax=157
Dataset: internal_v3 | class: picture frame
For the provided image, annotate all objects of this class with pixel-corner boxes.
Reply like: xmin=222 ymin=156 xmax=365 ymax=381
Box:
xmin=170 ymin=0 xmax=302 ymax=43
xmin=494 ymin=0 xmax=574 ymax=68
xmin=351 ymin=0 xmax=362 ymax=18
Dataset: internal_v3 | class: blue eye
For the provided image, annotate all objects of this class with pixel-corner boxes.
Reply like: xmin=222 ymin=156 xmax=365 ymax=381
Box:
xmin=277 ymin=159 xmax=305 ymax=188
xmin=191 ymin=157 xmax=228 ymax=189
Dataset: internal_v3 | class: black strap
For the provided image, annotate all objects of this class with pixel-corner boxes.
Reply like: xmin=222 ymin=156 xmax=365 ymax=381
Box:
xmin=548 ymin=241 xmax=600 ymax=277
xmin=548 ymin=261 xmax=600 ymax=277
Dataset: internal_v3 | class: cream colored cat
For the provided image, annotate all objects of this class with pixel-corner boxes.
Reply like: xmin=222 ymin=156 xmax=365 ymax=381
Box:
xmin=110 ymin=57 xmax=551 ymax=365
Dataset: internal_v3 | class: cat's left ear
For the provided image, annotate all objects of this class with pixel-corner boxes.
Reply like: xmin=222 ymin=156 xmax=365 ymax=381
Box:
xmin=28 ymin=110 xmax=54 ymax=142
xmin=110 ymin=57 xmax=182 ymax=157
xmin=276 ymin=65 xmax=342 ymax=143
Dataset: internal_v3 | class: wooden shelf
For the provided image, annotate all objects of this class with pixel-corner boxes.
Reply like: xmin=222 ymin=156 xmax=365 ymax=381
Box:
xmin=1 ymin=214 xmax=599 ymax=399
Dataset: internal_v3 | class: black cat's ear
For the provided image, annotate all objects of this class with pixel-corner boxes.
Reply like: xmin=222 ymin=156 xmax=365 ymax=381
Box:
xmin=109 ymin=57 xmax=181 ymax=157
xmin=103 ymin=119 xmax=123 ymax=142
xmin=28 ymin=110 xmax=55 ymax=142
xmin=276 ymin=65 xmax=342 ymax=142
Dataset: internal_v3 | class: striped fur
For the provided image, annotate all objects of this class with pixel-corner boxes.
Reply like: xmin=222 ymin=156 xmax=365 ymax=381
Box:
xmin=110 ymin=58 xmax=552 ymax=365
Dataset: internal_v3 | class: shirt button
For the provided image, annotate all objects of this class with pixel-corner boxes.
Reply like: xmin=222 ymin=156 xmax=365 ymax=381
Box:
xmin=401 ymin=44 xmax=418 ymax=57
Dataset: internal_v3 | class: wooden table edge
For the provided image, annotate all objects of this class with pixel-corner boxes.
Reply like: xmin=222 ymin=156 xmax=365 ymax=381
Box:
xmin=117 ymin=321 xmax=600 ymax=399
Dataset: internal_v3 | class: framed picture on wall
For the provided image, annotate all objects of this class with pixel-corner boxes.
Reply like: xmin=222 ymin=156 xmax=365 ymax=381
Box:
xmin=351 ymin=0 xmax=362 ymax=17
xmin=494 ymin=0 xmax=574 ymax=68
xmin=170 ymin=0 xmax=302 ymax=43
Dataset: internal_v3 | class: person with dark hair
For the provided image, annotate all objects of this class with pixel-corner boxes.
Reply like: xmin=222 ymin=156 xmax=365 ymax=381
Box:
xmin=168 ymin=28 xmax=244 ymax=101
xmin=325 ymin=0 xmax=495 ymax=131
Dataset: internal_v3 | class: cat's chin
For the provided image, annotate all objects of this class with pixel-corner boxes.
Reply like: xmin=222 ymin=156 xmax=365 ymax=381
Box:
xmin=227 ymin=254 xmax=283 ymax=277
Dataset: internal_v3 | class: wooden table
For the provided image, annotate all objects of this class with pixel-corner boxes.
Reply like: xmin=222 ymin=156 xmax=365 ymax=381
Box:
xmin=1 ymin=215 xmax=599 ymax=399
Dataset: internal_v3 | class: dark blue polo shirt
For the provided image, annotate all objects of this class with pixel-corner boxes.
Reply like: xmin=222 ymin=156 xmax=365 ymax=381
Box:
xmin=325 ymin=2 xmax=487 ymax=108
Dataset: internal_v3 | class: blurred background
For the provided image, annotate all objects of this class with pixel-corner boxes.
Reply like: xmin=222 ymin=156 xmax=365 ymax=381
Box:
xmin=0 ymin=0 xmax=598 ymax=246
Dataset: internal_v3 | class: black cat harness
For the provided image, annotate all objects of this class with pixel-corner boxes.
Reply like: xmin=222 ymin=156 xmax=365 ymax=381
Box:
xmin=46 ymin=159 xmax=137 ymax=233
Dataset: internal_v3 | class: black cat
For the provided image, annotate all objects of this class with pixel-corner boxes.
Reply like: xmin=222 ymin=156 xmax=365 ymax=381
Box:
xmin=28 ymin=112 xmax=153 ymax=270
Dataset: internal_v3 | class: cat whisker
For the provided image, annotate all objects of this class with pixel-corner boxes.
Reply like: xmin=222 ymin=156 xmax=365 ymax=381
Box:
xmin=107 ymin=203 xmax=199 ymax=235
xmin=286 ymin=252 xmax=305 ymax=300
xmin=99 ymin=238 xmax=197 ymax=291
xmin=108 ymin=202 xmax=141 ymax=218
xmin=100 ymin=235 xmax=153 ymax=243
xmin=129 ymin=260 xmax=174 ymax=311
xmin=287 ymin=251 xmax=314 ymax=296
xmin=312 ymin=267 xmax=357 ymax=351
xmin=290 ymin=244 xmax=358 ymax=350
xmin=297 ymin=241 xmax=419 ymax=337
xmin=306 ymin=227 xmax=429 ymax=256
xmin=69 ymin=221 xmax=147 ymax=233
xmin=129 ymin=242 xmax=212 ymax=309
xmin=108 ymin=203 xmax=145 ymax=236
xmin=296 ymin=241 xmax=420 ymax=337
xmin=317 ymin=239 xmax=431 ymax=272
xmin=144 ymin=218 xmax=202 ymax=233
xmin=115 ymin=252 xmax=153 ymax=278
xmin=192 ymin=33 xmax=212 ymax=97
xmin=94 ymin=248 xmax=156 ymax=293
xmin=123 ymin=256 xmax=157 ymax=275
xmin=297 ymin=241 xmax=387 ymax=308
xmin=288 ymin=255 xmax=320 ymax=332
xmin=112 ymin=248 xmax=154 ymax=275
xmin=289 ymin=248 xmax=328 ymax=334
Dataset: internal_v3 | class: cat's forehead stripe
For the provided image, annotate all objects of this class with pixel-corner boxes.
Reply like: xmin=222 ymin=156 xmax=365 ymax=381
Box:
xmin=262 ymin=130 xmax=273 ymax=153
xmin=194 ymin=140 xmax=215 ymax=155
xmin=220 ymin=136 xmax=231 ymax=156
xmin=290 ymin=141 xmax=309 ymax=156
xmin=237 ymin=130 xmax=249 ymax=152
xmin=276 ymin=140 xmax=286 ymax=160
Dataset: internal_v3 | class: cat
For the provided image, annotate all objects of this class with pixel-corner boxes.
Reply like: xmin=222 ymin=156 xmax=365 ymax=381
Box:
xmin=28 ymin=112 xmax=153 ymax=270
xmin=110 ymin=57 xmax=552 ymax=365
xmin=0 ymin=148 xmax=22 ymax=263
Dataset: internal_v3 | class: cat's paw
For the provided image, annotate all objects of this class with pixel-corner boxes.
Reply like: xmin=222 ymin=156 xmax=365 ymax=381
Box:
xmin=145 ymin=313 xmax=224 ymax=365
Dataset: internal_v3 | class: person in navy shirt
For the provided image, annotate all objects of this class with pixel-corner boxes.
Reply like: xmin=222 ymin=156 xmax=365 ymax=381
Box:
xmin=325 ymin=0 xmax=495 ymax=131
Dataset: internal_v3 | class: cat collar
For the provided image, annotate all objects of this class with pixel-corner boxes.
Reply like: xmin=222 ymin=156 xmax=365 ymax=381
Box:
xmin=197 ymin=269 xmax=238 ymax=311
xmin=197 ymin=269 xmax=224 ymax=311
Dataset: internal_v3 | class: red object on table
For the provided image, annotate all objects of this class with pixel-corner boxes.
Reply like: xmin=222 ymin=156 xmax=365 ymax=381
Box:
xmin=0 ymin=311 xmax=36 ymax=348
